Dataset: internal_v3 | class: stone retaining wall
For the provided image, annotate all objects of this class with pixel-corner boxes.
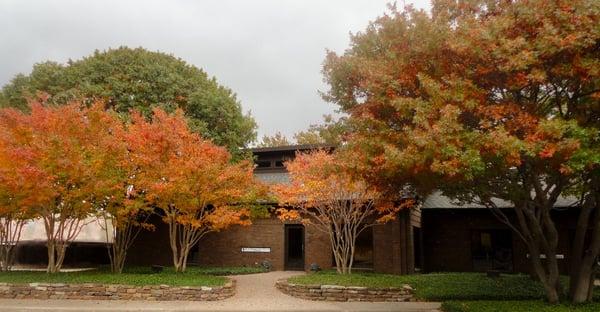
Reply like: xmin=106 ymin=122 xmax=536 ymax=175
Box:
xmin=0 ymin=280 xmax=235 ymax=301
xmin=275 ymin=279 xmax=414 ymax=302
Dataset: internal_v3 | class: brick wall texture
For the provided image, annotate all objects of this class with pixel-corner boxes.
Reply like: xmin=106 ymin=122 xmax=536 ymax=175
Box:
xmin=128 ymin=212 xmax=416 ymax=275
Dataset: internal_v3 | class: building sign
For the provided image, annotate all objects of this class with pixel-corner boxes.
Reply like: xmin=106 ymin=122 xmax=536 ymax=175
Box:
xmin=241 ymin=247 xmax=271 ymax=253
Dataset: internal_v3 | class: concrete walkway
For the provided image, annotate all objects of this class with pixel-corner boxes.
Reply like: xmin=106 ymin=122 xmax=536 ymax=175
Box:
xmin=0 ymin=271 xmax=441 ymax=312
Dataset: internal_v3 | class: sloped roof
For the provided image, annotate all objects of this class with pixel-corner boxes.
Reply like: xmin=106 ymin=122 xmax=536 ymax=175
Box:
xmin=422 ymin=191 xmax=579 ymax=209
xmin=253 ymin=170 xmax=580 ymax=210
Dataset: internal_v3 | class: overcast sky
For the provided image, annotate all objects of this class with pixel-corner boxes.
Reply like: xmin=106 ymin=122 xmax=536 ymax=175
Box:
xmin=0 ymin=0 xmax=430 ymax=140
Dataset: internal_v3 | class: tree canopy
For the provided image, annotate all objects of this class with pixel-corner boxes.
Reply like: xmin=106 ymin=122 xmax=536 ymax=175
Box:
xmin=324 ymin=0 xmax=599 ymax=304
xmin=258 ymin=115 xmax=347 ymax=148
xmin=275 ymin=150 xmax=409 ymax=274
xmin=0 ymin=47 xmax=257 ymax=152
xmin=127 ymin=108 xmax=262 ymax=272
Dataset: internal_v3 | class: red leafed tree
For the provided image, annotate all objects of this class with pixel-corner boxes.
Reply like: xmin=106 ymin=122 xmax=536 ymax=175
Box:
xmin=79 ymin=104 xmax=153 ymax=274
xmin=0 ymin=109 xmax=50 ymax=271
xmin=275 ymin=150 xmax=412 ymax=274
xmin=127 ymin=108 xmax=259 ymax=272
xmin=0 ymin=100 xmax=109 ymax=272
xmin=323 ymin=0 xmax=599 ymax=303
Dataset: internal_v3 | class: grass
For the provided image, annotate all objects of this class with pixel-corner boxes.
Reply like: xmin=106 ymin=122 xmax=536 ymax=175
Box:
xmin=289 ymin=271 xmax=549 ymax=300
xmin=290 ymin=271 xmax=600 ymax=311
xmin=442 ymin=301 xmax=600 ymax=312
xmin=0 ymin=266 xmax=266 ymax=287
xmin=122 ymin=266 xmax=267 ymax=276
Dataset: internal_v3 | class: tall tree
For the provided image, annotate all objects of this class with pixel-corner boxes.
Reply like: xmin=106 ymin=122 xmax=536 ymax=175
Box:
xmin=79 ymin=104 xmax=153 ymax=274
xmin=0 ymin=47 xmax=257 ymax=153
xmin=276 ymin=150 xmax=411 ymax=274
xmin=294 ymin=115 xmax=347 ymax=146
xmin=0 ymin=100 xmax=112 ymax=272
xmin=127 ymin=108 xmax=260 ymax=272
xmin=324 ymin=0 xmax=599 ymax=303
xmin=257 ymin=131 xmax=292 ymax=147
xmin=0 ymin=111 xmax=44 ymax=271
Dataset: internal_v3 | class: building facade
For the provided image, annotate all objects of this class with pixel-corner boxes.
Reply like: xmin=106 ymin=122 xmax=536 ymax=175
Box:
xmin=14 ymin=144 xmax=582 ymax=276
xmin=127 ymin=145 xmax=422 ymax=274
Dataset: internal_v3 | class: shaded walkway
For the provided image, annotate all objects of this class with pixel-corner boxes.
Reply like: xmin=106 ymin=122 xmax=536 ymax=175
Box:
xmin=0 ymin=271 xmax=441 ymax=311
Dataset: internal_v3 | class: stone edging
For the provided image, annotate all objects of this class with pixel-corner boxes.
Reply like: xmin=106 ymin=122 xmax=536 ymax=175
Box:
xmin=275 ymin=278 xmax=414 ymax=302
xmin=0 ymin=279 xmax=235 ymax=301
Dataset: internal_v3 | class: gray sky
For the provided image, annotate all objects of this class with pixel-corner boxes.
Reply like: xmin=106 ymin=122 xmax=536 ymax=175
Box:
xmin=0 ymin=0 xmax=430 ymax=139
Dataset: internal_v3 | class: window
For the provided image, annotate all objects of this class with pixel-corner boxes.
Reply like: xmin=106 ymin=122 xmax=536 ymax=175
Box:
xmin=471 ymin=229 xmax=513 ymax=272
xmin=256 ymin=160 xmax=271 ymax=168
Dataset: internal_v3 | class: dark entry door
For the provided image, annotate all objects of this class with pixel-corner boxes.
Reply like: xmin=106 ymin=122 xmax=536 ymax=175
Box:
xmin=285 ymin=224 xmax=304 ymax=270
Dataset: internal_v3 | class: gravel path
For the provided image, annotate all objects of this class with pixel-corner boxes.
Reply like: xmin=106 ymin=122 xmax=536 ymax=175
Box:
xmin=0 ymin=271 xmax=441 ymax=312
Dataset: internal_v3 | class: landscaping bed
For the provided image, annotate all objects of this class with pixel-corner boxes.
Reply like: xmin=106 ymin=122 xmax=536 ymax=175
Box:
xmin=0 ymin=266 xmax=267 ymax=301
xmin=442 ymin=300 xmax=600 ymax=312
xmin=0 ymin=281 xmax=235 ymax=301
xmin=289 ymin=272 xmax=548 ymax=301
xmin=0 ymin=268 xmax=226 ymax=287
xmin=288 ymin=272 xmax=600 ymax=310
xmin=276 ymin=278 xmax=413 ymax=302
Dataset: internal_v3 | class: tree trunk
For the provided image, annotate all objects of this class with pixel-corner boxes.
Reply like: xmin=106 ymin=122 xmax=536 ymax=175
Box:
xmin=0 ymin=218 xmax=25 ymax=272
xmin=0 ymin=245 xmax=15 ymax=272
xmin=512 ymin=201 xmax=562 ymax=304
xmin=46 ymin=240 xmax=56 ymax=273
xmin=569 ymin=192 xmax=600 ymax=303
xmin=571 ymin=266 xmax=594 ymax=303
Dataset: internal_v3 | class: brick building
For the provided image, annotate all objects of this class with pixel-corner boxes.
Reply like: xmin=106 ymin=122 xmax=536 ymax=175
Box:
xmin=421 ymin=192 xmax=578 ymax=274
xmin=15 ymin=144 xmax=582 ymax=276
xmin=128 ymin=145 xmax=422 ymax=274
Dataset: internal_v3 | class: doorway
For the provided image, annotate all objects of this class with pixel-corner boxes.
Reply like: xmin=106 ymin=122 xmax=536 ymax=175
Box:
xmin=285 ymin=224 xmax=304 ymax=270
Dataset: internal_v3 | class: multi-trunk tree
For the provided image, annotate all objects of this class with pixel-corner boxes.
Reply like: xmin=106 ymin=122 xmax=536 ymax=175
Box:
xmin=323 ymin=0 xmax=599 ymax=303
xmin=80 ymin=104 xmax=153 ymax=274
xmin=276 ymin=150 xmax=411 ymax=274
xmin=127 ymin=108 xmax=260 ymax=273
xmin=0 ymin=99 xmax=152 ymax=273
xmin=0 ymin=111 xmax=44 ymax=271
xmin=0 ymin=101 xmax=104 ymax=272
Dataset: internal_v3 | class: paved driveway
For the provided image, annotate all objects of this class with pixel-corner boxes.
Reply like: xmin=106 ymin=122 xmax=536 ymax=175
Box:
xmin=0 ymin=271 xmax=441 ymax=312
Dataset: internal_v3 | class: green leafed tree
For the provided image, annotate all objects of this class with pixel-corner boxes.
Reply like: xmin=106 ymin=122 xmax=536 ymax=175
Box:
xmin=324 ymin=0 xmax=599 ymax=304
xmin=294 ymin=115 xmax=347 ymax=146
xmin=0 ymin=47 xmax=257 ymax=153
xmin=257 ymin=131 xmax=292 ymax=147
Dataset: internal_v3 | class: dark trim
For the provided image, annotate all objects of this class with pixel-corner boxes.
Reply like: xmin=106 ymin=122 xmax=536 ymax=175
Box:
xmin=247 ymin=144 xmax=334 ymax=153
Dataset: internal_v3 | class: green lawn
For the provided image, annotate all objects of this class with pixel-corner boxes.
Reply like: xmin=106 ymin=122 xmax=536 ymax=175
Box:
xmin=0 ymin=266 xmax=266 ymax=287
xmin=289 ymin=271 xmax=600 ymax=312
xmin=122 ymin=266 xmax=267 ymax=276
xmin=289 ymin=272 xmax=548 ymax=300
xmin=442 ymin=301 xmax=600 ymax=312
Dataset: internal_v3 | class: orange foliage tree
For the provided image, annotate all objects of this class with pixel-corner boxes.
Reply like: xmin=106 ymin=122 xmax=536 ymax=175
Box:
xmin=275 ymin=150 xmax=411 ymax=274
xmin=0 ymin=109 xmax=46 ymax=270
xmin=323 ymin=0 xmax=598 ymax=303
xmin=127 ymin=108 xmax=259 ymax=272
xmin=0 ymin=101 xmax=114 ymax=272
xmin=79 ymin=105 xmax=154 ymax=274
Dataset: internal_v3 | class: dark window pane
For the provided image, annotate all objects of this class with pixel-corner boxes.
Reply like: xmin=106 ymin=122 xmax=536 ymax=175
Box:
xmin=256 ymin=160 xmax=271 ymax=168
